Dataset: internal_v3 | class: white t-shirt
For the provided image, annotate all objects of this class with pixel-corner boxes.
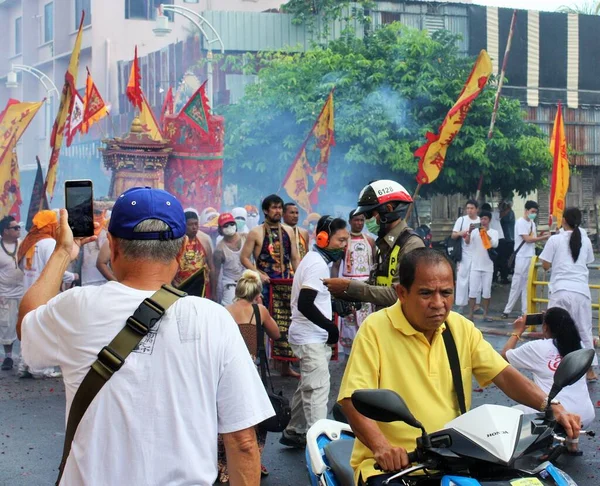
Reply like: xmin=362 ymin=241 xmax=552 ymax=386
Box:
xmin=81 ymin=230 xmax=108 ymax=286
xmin=21 ymin=281 xmax=274 ymax=486
xmin=20 ymin=238 xmax=76 ymax=292
xmin=491 ymin=210 xmax=505 ymax=240
xmin=470 ymin=228 xmax=499 ymax=273
xmin=514 ymin=217 xmax=536 ymax=258
xmin=453 ymin=215 xmax=480 ymax=256
xmin=506 ymin=339 xmax=595 ymax=426
xmin=0 ymin=238 xmax=23 ymax=299
xmin=289 ymin=250 xmax=332 ymax=345
xmin=539 ymin=228 xmax=594 ymax=298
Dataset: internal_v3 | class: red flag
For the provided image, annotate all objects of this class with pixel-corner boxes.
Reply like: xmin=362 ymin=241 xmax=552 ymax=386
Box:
xmin=126 ymin=46 xmax=143 ymax=110
xmin=81 ymin=68 xmax=108 ymax=134
xmin=160 ymin=87 xmax=174 ymax=128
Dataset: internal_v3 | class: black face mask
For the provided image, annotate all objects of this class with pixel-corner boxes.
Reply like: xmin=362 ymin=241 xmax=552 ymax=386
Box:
xmin=313 ymin=245 xmax=344 ymax=263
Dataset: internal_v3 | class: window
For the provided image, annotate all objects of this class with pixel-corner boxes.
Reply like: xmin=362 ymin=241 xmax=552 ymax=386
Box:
xmin=125 ymin=0 xmax=173 ymax=21
xmin=75 ymin=0 xmax=92 ymax=29
xmin=15 ymin=17 xmax=22 ymax=55
xmin=44 ymin=3 xmax=53 ymax=43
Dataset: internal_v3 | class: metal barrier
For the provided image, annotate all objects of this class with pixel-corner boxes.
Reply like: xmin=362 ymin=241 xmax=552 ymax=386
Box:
xmin=526 ymin=256 xmax=600 ymax=337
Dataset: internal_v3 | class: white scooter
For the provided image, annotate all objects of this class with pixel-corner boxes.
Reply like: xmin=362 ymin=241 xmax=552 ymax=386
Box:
xmin=306 ymin=348 xmax=595 ymax=486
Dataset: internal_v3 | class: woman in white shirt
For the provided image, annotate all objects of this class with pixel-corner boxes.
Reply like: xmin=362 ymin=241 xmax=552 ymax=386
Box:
xmin=501 ymin=307 xmax=595 ymax=434
xmin=538 ymin=207 xmax=597 ymax=381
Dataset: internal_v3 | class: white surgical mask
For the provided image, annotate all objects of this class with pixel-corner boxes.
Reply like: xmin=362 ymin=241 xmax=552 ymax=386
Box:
xmin=223 ymin=226 xmax=236 ymax=236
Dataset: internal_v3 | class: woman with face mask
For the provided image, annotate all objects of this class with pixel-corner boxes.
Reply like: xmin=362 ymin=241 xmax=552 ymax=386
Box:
xmin=214 ymin=213 xmax=247 ymax=306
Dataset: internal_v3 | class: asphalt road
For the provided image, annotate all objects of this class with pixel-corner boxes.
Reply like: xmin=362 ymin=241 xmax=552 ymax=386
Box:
xmin=1 ymin=281 xmax=599 ymax=485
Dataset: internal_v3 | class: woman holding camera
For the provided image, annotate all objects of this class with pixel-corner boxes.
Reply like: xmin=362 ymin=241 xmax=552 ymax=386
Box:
xmin=501 ymin=307 xmax=595 ymax=429
xmin=538 ymin=207 xmax=597 ymax=381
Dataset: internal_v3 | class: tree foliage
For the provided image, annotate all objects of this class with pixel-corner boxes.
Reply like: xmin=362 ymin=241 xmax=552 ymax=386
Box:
xmin=282 ymin=0 xmax=374 ymax=29
xmin=218 ymin=24 xmax=551 ymax=205
xmin=557 ymin=1 xmax=600 ymax=15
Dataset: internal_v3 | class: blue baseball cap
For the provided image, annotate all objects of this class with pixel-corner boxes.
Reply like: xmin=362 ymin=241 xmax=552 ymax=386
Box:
xmin=108 ymin=187 xmax=186 ymax=240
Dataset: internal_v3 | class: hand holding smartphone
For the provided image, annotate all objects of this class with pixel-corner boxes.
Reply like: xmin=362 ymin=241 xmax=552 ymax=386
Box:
xmin=65 ymin=180 xmax=94 ymax=238
xmin=525 ymin=313 xmax=544 ymax=326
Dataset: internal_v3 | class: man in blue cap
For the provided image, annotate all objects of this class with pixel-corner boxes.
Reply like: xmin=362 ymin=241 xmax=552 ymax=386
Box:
xmin=17 ymin=187 xmax=274 ymax=485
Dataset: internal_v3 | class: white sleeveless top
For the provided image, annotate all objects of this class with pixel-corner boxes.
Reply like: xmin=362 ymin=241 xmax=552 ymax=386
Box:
xmin=218 ymin=235 xmax=246 ymax=285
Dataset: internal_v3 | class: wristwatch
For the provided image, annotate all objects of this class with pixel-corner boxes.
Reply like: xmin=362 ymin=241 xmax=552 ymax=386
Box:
xmin=540 ymin=396 xmax=561 ymax=411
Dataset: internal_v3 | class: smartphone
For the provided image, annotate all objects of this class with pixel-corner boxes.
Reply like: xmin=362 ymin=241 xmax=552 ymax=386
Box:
xmin=525 ymin=313 xmax=544 ymax=326
xmin=471 ymin=223 xmax=481 ymax=229
xmin=65 ymin=180 xmax=94 ymax=237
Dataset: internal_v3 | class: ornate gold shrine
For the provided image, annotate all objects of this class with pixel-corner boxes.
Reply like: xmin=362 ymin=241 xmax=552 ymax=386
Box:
xmin=100 ymin=117 xmax=172 ymax=198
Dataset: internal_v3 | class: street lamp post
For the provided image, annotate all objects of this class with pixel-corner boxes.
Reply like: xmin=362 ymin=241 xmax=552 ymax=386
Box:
xmin=152 ymin=4 xmax=224 ymax=110
xmin=5 ymin=64 xmax=60 ymax=164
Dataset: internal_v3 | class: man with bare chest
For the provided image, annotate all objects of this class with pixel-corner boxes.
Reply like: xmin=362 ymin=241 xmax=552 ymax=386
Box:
xmin=241 ymin=194 xmax=301 ymax=377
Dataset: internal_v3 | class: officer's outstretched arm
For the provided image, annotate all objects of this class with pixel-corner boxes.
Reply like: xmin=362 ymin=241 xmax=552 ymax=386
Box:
xmin=345 ymin=280 xmax=398 ymax=308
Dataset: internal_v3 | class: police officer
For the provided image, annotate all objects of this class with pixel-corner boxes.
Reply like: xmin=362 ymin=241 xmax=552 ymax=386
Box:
xmin=324 ymin=180 xmax=424 ymax=308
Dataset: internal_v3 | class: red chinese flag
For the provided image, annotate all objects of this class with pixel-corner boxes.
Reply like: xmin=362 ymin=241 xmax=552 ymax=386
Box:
xmin=126 ymin=46 xmax=143 ymax=110
xmin=160 ymin=87 xmax=174 ymax=128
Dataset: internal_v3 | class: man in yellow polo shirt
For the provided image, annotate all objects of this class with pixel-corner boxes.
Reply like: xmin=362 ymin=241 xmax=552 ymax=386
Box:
xmin=338 ymin=248 xmax=582 ymax=486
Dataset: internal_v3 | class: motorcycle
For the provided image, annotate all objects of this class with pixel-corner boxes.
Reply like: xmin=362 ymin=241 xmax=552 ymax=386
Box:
xmin=306 ymin=348 xmax=595 ymax=486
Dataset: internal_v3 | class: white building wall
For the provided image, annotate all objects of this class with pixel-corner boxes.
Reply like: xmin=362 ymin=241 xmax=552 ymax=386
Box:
xmin=0 ymin=0 xmax=280 ymax=172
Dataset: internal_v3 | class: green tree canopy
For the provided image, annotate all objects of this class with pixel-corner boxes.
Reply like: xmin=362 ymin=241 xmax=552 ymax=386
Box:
xmin=218 ymin=24 xmax=551 ymax=206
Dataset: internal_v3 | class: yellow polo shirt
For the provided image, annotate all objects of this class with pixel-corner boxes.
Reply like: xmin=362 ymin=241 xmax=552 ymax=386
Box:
xmin=337 ymin=302 xmax=508 ymax=483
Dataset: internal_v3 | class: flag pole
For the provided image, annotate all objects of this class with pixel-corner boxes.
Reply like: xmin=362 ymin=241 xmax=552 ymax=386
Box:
xmin=404 ymin=183 xmax=422 ymax=223
xmin=488 ymin=9 xmax=517 ymax=139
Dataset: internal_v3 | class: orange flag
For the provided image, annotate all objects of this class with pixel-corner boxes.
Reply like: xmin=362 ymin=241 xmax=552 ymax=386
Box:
xmin=127 ymin=46 xmax=143 ymax=110
xmin=283 ymin=146 xmax=312 ymax=213
xmin=81 ymin=68 xmax=108 ymax=134
xmin=46 ymin=11 xmax=85 ymax=199
xmin=549 ymin=103 xmax=570 ymax=227
xmin=415 ymin=50 xmax=492 ymax=185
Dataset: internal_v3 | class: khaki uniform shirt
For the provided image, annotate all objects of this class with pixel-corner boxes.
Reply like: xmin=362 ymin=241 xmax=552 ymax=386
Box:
xmin=345 ymin=221 xmax=424 ymax=307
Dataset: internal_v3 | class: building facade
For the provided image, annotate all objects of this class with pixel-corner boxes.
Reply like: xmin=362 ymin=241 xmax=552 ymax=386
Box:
xmin=0 ymin=0 xmax=282 ymax=205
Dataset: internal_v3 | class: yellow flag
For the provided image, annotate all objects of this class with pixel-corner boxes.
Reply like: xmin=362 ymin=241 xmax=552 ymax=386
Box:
xmin=0 ymin=136 xmax=21 ymax=218
xmin=46 ymin=12 xmax=85 ymax=199
xmin=283 ymin=147 xmax=312 ymax=213
xmin=309 ymin=92 xmax=335 ymax=206
xmin=416 ymin=50 xmax=492 ymax=185
xmin=139 ymin=93 xmax=164 ymax=141
xmin=549 ymin=103 xmax=570 ymax=227
xmin=0 ymin=100 xmax=44 ymax=156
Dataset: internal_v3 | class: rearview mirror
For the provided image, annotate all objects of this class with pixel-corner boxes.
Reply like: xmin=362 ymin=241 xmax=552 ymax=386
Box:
xmin=548 ymin=348 xmax=595 ymax=403
xmin=351 ymin=389 xmax=422 ymax=430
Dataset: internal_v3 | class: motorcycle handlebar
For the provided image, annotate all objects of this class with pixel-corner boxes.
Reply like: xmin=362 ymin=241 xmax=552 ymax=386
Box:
xmin=374 ymin=450 xmax=418 ymax=471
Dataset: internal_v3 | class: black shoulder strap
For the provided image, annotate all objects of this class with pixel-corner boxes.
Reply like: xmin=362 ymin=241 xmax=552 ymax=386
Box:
xmin=253 ymin=303 xmax=275 ymax=391
xmin=442 ymin=323 xmax=467 ymax=415
xmin=56 ymin=284 xmax=186 ymax=485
